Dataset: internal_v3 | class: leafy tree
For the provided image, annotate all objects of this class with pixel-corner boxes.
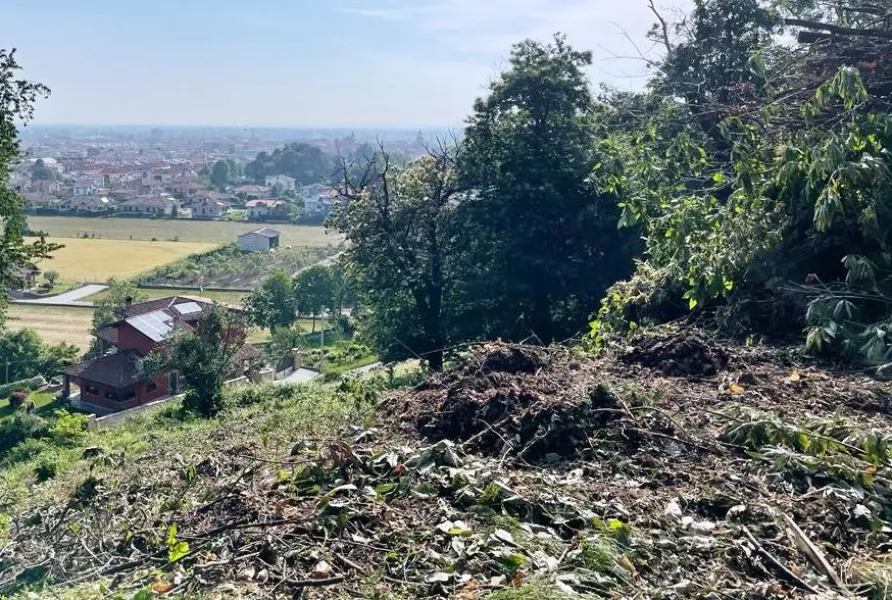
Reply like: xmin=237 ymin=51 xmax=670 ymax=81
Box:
xmin=0 ymin=49 xmax=60 ymax=327
xmin=145 ymin=304 xmax=248 ymax=417
xmin=86 ymin=278 xmax=147 ymax=358
xmin=460 ymin=35 xmax=639 ymax=343
xmin=293 ymin=264 xmax=334 ymax=334
xmin=329 ymin=262 xmax=356 ymax=313
xmin=331 ymin=148 xmax=462 ymax=370
xmin=243 ymin=268 xmax=295 ymax=331
xmin=0 ymin=328 xmax=78 ymax=383
xmin=42 ymin=270 xmax=59 ymax=286
xmin=245 ymin=143 xmax=334 ymax=185
xmin=30 ymin=158 xmax=54 ymax=182
xmin=210 ymin=160 xmax=232 ymax=189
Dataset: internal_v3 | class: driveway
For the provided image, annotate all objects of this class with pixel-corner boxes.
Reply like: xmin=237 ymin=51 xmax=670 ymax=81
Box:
xmin=277 ymin=368 xmax=322 ymax=384
xmin=13 ymin=284 xmax=107 ymax=306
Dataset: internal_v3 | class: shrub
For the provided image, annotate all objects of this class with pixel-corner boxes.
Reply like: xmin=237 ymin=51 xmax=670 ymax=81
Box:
xmin=0 ymin=379 xmax=38 ymax=400
xmin=0 ymin=413 xmax=49 ymax=455
xmin=49 ymin=410 xmax=88 ymax=445
xmin=9 ymin=391 xmax=28 ymax=409
xmin=34 ymin=455 xmax=59 ymax=482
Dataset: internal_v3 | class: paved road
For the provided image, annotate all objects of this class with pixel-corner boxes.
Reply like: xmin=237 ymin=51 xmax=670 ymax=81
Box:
xmin=13 ymin=284 xmax=107 ymax=307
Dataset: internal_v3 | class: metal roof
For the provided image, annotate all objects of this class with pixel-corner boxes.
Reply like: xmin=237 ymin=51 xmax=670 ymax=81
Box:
xmin=173 ymin=301 xmax=202 ymax=316
xmin=125 ymin=310 xmax=175 ymax=342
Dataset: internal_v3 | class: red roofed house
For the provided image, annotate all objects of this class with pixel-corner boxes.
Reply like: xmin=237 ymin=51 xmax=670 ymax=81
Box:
xmin=63 ymin=296 xmax=259 ymax=415
xmin=234 ymin=184 xmax=271 ymax=200
xmin=246 ymin=199 xmax=288 ymax=220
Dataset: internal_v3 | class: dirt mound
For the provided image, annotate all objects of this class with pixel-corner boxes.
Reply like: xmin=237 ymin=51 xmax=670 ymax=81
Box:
xmin=621 ymin=330 xmax=730 ymax=377
xmin=389 ymin=344 xmax=620 ymax=459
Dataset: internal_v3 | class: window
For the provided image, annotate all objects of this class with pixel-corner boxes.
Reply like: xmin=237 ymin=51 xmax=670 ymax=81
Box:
xmin=85 ymin=384 xmax=100 ymax=395
xmin=146 ymin=381 xmax=157 ymax=393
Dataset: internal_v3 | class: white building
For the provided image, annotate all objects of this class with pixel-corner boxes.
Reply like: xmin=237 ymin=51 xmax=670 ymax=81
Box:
xmin=264 ymin=174 xmax=296 ymax=192
xmin=237 ymin=228 xmax=281 ymax=252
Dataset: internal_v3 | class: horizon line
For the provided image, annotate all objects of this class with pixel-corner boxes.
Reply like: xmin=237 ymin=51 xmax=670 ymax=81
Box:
xmin=25 ymin=122 xmax=466 ymax=131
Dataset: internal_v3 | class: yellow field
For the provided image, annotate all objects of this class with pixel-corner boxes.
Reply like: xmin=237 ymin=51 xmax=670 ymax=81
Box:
xmin=6 ymin=305 xmax=95 ymax=351
xmin=31 ymin=238 xmax=216 ymax=282
xmin=27 ymin=216 xmax=341 ymax=246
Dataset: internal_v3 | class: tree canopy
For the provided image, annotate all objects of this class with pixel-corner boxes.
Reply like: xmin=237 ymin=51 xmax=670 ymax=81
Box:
xmin=245 ymin=143 xmax=334 ymax=185
xmin=0 ymin=49 xmax=59 ymax=327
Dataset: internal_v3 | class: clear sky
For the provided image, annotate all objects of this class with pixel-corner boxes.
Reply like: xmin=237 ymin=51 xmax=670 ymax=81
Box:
xmin=1 ymin=0 xmax=674 ymax=127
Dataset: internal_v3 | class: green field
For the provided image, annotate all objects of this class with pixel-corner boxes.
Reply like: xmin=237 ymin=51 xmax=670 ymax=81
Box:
xmin=27 ymin=216 xmax=342 ymax=246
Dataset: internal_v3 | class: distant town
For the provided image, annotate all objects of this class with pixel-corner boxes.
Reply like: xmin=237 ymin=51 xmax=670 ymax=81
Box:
xmin=11 ymin=126 xmax=438 ymax=223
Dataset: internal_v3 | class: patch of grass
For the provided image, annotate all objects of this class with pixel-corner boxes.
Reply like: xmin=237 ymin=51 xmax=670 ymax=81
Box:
xmin=485 ymin=580 xmax=584 ymax=600
xmin=851 ymin=557 xmax=892 ymax=600
xmin=29 ymin=237 xmax=216 ymax=282
xmin=89 ymin=286 xmax=247 ymax=304
xmin=5 ymin=305 xmax=94 ymax=351
xmin=0 ymin=382 xmax=367 ymax=517
xmin=320 ymin=354 xmax=379 ymax=375
xmin=27 ymin=215 xmax=342 ymax=246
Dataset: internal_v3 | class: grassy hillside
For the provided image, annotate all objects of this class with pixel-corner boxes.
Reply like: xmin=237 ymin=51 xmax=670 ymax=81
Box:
xmin=2 ymin=334 xmax=892 ymax=599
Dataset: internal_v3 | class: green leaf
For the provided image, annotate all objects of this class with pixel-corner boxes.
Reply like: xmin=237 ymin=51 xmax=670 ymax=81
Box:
xmin=168 ymin=540 xmax=190 ymax=563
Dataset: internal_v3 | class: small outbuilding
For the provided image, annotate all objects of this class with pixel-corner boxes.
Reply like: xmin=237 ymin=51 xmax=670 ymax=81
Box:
xmin=237 ymin=227 xmax=281 ymax=252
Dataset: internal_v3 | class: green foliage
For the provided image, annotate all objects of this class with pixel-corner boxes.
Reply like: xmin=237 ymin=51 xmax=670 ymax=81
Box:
xmin=330 ymin=150 xmax=461 ymax=371
xmin=0 ymin=49 xmax=60 ymax=327
xmin=588 ymin=2 xmax=892 ymax=360
xmin=293 ymin=264 xmax=334 ymax=322
xmin=460 ymin=35 xmax=639 ymax=343
xmin=0 ymin=412 xmax=49 ymax=455
xmin=48 ymin=410 xmax=88 ymax=445
xmin=0 ymin=378 xmax=39 ymax=400
xmin=30 ymin=158 xmax=55 ymax=182
xmin=245 ymin=142 xmax=333 ymax=185
xmin=165 ymin=523 xmax=190 ymax=562
xmin=42 ymin=270 xmax=59 ymax=285
xmin=33 ymin=453 xmax=59 ymax=482
xmin=145 ymin=304 xmax=248 ymax=417
xmin=137 ymin=243 xmax=333 ymax=288
xmin=210 ymin=159 xmax=241 ymax=189
xmin=244 ymin=268 xmax=296 ymax=330
xmin=0 ymin=328 xmax=79 ymax=383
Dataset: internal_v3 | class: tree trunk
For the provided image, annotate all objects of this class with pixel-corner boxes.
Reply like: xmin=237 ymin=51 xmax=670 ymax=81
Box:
xmin=530 ymin=289 xmax=552 ymax=344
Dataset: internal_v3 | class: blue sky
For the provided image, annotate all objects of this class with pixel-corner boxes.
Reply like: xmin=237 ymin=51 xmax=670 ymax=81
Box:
xmin=1 ymin=0 xmax=673 ymax=127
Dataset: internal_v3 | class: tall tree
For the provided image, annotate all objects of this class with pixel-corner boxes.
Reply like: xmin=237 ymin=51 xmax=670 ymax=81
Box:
xmin=30 ymin=158 xmax=54 ymax=182
xmin=243 ymin=268 xmax=296 ymax=331
xmin=210 ymin=160 xmax=232 ymax=189
xmin=460 ymin=35 xmax=638 ymax=342
xmin=331 ymin=146 xmax=462 ymax=370
xmin=0 ymin=49 xmax=60 ymax=327
xmin=293 ymin=265 xmax=334 ymax=333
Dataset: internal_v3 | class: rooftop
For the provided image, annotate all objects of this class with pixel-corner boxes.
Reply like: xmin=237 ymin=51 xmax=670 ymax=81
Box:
xmin=238 ymin=227 xmax=281 ymax=239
